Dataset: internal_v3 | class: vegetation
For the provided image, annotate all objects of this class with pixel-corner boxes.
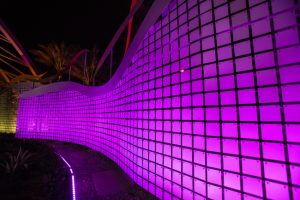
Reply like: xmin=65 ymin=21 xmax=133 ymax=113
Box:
xmin=0 ymin=146 xmax=36 ymax=174
xmin=30 ymin=42 xmax=77 ymax=81
xmin=30 ymin=42 xmax=102 ymax=85
xmin=0 ymin=136 xmax=70 ymax=200
xmin=81 ymin=46 xmax=99 ymax=85
xmin=66 ymin=45 xmax=100 ymax=85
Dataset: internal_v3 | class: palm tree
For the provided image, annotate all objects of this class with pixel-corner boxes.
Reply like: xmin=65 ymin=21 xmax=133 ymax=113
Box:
xmin=30 ymin=42 xmax=77 ymax=81
xmin=71 ymin=46 xmax=99 ymax=85
xmin=83 ymin=46 xmax=99 ymax=85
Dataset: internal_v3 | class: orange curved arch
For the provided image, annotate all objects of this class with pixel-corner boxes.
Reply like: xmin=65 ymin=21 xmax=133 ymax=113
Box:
xmin=0 ymin=20 xmax=37 ymax=76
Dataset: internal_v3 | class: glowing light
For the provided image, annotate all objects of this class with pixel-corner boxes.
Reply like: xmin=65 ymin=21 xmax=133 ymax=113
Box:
xmin=57 ymin=154 xmax=76 ymax=200
xmin=179 ymin=69 xmax=185 ymax=73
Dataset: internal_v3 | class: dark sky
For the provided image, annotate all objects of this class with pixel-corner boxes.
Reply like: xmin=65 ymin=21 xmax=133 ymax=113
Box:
xmin=1 ymin=0 xmax=132 ymax=51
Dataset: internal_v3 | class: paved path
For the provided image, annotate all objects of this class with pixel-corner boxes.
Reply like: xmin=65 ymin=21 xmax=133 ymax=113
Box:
xmin=49 ymin=142 xmax=156 ymax=200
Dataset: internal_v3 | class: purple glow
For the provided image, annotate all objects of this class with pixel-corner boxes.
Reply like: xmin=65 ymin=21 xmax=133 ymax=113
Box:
xmin=58 ymin=154 xmax=76 ymax=200
xmin=16 ymin=0 xmax=300 ymax=199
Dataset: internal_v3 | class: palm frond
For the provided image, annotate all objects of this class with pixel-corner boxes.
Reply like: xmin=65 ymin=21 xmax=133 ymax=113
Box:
xmin=30 ymin=42 xmax=78 ymax=80
xmin=0 ymin=146 xmax=36 ymax=174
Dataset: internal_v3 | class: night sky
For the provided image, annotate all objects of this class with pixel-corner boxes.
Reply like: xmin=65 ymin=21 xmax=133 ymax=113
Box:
xmin=1 ymin=0 xmax=132 ymax=51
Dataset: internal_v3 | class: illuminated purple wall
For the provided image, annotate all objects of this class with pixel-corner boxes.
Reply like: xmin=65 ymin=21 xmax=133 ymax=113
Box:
xmin=16 ymin=0 xmax=300 ymax=199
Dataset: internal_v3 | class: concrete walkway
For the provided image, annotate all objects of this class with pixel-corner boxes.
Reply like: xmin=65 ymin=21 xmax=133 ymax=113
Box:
xmin=49 ymin=142 xmax=156 ymax=200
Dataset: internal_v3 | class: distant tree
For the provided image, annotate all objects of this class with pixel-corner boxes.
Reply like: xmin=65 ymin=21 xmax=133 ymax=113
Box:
xmin=70 ymin=45 xmax=100 ymax=86
xmin=85 ymin=46 xmax=99 ymax=85
xmin=30 ymin=42 xmax=77 ymax=81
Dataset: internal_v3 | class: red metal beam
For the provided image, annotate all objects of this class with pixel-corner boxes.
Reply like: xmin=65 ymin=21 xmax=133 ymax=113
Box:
xmin=94 ymin=0 xmax=143 ymax=75
xmin=124 ymin=0 xmax=138 ymax=54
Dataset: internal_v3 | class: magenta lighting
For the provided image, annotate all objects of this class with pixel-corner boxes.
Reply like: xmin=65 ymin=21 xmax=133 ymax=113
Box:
xmin=57 ymin=154 xmax=76 ymax=200
xmin=16 ymin=0 xmax=300 ymax=199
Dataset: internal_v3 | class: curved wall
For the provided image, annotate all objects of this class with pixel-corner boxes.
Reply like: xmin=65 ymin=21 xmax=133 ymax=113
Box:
xmin=16 ymin=0 xmax=300 ymax=199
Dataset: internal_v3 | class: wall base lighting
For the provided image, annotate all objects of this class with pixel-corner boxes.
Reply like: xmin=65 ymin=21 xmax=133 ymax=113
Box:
xmin=57 ymin=153 xmax=76 ymax=200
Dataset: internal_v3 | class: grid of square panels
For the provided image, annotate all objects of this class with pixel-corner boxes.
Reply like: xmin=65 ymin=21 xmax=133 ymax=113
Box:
xmin=0 ymin=82 xmax=40 ymax=134
xmin=0 ymin=91 xmax=16 ymax=133
xmin=16 ymin=0 xmax=300 ymax=199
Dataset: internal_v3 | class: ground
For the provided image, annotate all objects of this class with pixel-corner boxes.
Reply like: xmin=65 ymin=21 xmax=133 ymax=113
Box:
xmin=50 ymin=141 xmax=158 ymax=200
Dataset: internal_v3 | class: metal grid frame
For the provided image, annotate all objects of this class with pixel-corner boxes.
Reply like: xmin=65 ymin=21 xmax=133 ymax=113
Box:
xmin=17 ymin=0 xmax=300 ymax=199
